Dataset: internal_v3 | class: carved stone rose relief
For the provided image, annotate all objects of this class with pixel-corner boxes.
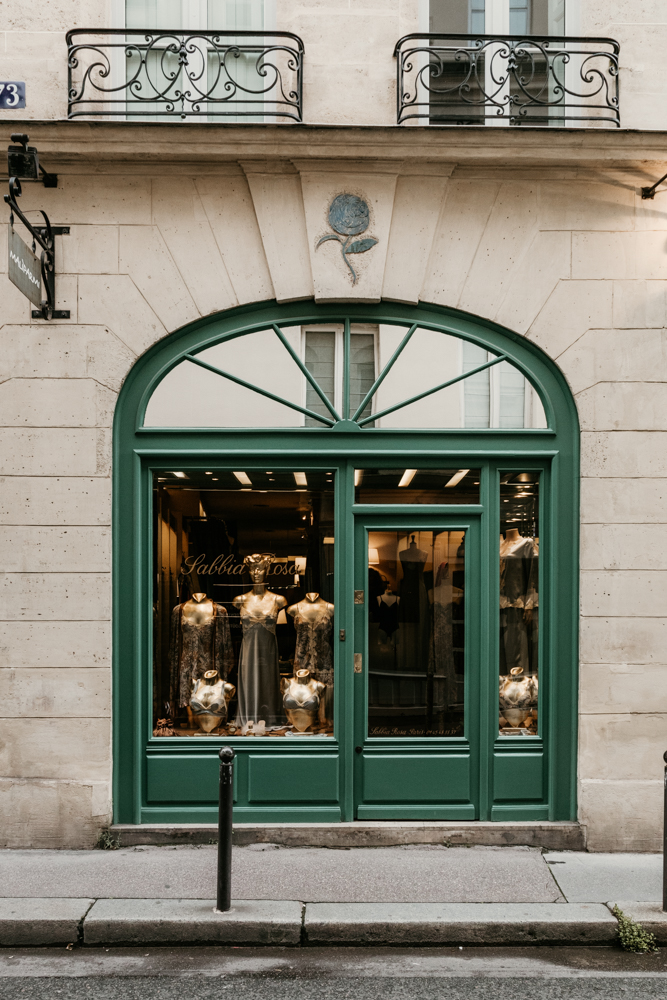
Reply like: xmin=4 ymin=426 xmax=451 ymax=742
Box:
xmin=316 ymin=193 xmax=378 ymax=285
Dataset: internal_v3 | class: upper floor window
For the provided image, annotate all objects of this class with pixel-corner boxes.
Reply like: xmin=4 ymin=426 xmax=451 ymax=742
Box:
xmin=429 ymin=0 xmax=565 ymax=36
xmin=126 ymin=0 xmax=264 ymax=30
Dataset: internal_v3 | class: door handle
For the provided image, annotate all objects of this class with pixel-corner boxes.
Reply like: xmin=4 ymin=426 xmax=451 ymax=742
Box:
xmin=354 ymin=653 xmax=362 ymax=674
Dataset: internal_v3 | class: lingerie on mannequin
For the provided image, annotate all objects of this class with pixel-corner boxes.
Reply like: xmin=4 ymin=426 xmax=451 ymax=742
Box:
xmin=168 ymin=593 xmax=234 ymax=709
xmin=287 ymin=593 xmax=334 ymax=723
xmin=234 ymin=554 xmax=287 ymax=727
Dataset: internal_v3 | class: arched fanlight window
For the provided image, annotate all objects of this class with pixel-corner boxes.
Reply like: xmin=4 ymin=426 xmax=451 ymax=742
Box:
xmin=144 ymin=316 xmax=547 ymax=430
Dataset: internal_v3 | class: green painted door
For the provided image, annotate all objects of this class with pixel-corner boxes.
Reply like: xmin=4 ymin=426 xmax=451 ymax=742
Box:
xmin=353 ymin=513 xmax=482 ymax=819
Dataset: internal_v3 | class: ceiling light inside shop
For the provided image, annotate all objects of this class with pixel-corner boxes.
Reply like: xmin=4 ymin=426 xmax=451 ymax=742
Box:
xmin=445 ymin=469 xmax=470 ymax=488
xmin=205 ymin=472 xmax=213 ymax=475
xmin=169 ymin=472 xmax=188 ymax=479
xmin=354 ymin=470 xmax=363 ymax=487
xmin=293 ymin=472 xmax=308 ymax=486
xmin=212 ymin=478 xmax=219 ymax=481
xmin=398 ymin=470 xmax=417 ymax=487
xmin=233 ymin=472 xmax=252 ymax=485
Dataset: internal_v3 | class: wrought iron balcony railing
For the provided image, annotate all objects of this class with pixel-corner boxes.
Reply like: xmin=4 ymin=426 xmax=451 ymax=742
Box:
xmin=66 ymin=28 xmax=304 ymax=122
xmin=394 ymin=33 xmax=620 ymax=127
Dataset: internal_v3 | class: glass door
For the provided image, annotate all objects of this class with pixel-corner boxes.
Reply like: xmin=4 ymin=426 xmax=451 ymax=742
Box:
xmin=353 ymin=514 xmax=482 ymax=819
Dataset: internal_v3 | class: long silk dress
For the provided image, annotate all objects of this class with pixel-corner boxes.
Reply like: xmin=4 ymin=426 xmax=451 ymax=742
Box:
xmin=236 ymin=594 xmax=285 ymax=726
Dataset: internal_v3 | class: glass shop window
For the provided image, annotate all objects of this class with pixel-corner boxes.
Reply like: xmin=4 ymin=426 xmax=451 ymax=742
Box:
xmin=499 ymin=472 xmax=539 ymax=736
xmin=152 ymin=469 xmax=335 ymax=739
xmin=354 ymin=468 xmax=480 ymax=504
xmin=367 ymin=529 xmax=466 ymax=738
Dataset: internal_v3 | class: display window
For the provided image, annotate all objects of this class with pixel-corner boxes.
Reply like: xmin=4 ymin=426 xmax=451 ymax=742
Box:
xmin=153 ymin=470 xmax=335 ymax=738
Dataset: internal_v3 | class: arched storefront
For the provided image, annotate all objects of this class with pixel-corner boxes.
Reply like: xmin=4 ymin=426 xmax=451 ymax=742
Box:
xmin=113 ymin=299 xmax=579 ymax=825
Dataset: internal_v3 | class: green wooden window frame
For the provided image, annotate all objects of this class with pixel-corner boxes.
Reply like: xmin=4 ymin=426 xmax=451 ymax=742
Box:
xmin=113 ymin=299 xmax=579 ymax=824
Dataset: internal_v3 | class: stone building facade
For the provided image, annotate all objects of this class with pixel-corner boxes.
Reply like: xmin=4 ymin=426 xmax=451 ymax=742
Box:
xmin=1 ymin=0 xmax=666 ymax=851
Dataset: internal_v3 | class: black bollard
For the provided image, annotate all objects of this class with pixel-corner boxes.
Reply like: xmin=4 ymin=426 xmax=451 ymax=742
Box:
xmin=663 ymin=752 xmax=667 ymax=912
xmin=216 ymin=746 xmax=235 ymax=913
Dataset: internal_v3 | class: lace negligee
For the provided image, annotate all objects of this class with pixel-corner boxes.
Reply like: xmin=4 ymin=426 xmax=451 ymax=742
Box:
xmin=292 ymin=603 xmax=334 ymax=686
xmin=169 ymin=603 xmax=233 ymax=709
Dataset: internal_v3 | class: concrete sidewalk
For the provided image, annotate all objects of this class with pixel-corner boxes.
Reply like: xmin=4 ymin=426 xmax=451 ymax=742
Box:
xmin=0 ymin=844 xmax=664 ymax=947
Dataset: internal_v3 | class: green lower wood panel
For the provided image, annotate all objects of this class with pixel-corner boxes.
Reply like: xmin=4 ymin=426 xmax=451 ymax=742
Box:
xmin=361 ymin=754 xmax=470 ymax=804
xmin=490 ymin=804 xmax=550 ymax=820
xmin=357 ymin=804 xmax=476 ymax=820
xmin=493 ymin=752 xmax=544 ymax=802
xmin=247 ymin=754 xmax=339 ymax=803
xmin=146 ymin=754 xmax=237 ymax=804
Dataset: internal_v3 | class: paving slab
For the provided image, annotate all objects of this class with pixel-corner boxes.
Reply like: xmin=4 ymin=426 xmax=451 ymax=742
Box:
xmin=83 ymin=898 xmax=303 ymax=946
xmin=0 ymin=898 xmax=94 ymax=946
xmin=304 ymin=902 xmax=618 ymax=946
xmin=610 ymin=902 xmax=667 ymax=944
xmin=0 ymin=844 xmax=562 ymax=903
xmin=545 ymin=852 xmax=662 ymax=903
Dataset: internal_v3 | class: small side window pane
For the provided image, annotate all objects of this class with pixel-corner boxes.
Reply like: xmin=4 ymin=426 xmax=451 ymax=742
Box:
xmin=499 ymin=473 xmax=540 ymax=737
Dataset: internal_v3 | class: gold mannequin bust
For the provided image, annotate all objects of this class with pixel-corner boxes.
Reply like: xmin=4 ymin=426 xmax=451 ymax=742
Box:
xmin=281 ymin=669 xmax=325 ymax=732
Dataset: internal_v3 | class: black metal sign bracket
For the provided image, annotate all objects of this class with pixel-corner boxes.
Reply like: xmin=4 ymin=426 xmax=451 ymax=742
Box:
xmin=5 ymin=176 xmax=70 ymax=320
xmin=641 ymin=171 xmax=667 ymax=200
xmin=8 ymin=133 xmax=57 ymax=187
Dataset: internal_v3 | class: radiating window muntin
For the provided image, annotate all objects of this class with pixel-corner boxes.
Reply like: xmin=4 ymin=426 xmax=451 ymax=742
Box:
xmin=143 ymin=318 xmax=548 ymax=431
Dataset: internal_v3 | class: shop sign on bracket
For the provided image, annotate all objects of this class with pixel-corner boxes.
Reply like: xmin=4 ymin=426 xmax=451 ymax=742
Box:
xmin=8 ymin=227 xmax=42 ymax=306
xmin=4 ymin=133 xmax=69 ymax=320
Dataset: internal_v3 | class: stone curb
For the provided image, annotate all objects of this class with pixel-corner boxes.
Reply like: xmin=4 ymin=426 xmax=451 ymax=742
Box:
xmin=304 ymin=902 xmax=618 ymax=946
xmin=0 ymin=898 xmax=95 ymax=946
xmin=84 ymin=899 xmax=303 ymax=945
xmin=0 ymin=899 xmax=621 ymax=947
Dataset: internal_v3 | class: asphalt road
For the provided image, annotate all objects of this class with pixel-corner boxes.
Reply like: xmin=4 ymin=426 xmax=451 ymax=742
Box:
xmin=1 ymin=947 xmax=667 ymax=998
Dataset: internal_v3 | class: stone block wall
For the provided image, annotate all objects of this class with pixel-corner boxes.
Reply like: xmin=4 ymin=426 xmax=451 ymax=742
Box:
xmin=0 ymin=139 xmax=666 ymax=848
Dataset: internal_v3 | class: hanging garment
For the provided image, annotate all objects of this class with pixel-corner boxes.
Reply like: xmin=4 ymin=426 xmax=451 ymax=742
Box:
xmin=429 ymin=563 xmax=456 ymax=713
xmin=397 ymin=556 xmax=430 ymax=679
xmin=377 ymin=595 xmax=400 ymax=640
xmin=169 ymin=603 xmax=233 ymax=709
xmin=236 ymin=594 xmax=285 ymax=726
xmin=500 ymin=536 xmax=538 ymax=609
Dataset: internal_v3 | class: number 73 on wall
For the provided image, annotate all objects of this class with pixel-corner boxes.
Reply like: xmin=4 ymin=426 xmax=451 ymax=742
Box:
xmin=0 ymin=83 xmax=26 ymax=110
